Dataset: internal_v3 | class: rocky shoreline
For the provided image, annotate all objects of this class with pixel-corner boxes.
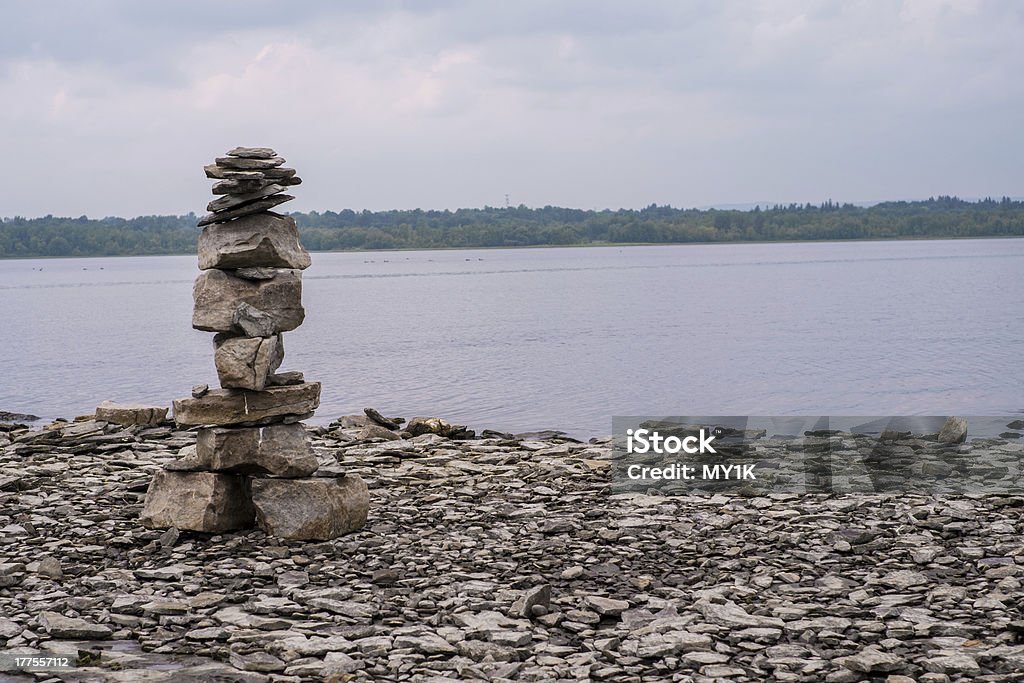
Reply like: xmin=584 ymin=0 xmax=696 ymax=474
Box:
xmin=1 ymin=413 xmax=1023 ymax=682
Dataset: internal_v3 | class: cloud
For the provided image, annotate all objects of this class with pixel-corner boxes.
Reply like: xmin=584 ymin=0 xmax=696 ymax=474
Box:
xmin=1 ymin=0 xmax=1022 ymax=217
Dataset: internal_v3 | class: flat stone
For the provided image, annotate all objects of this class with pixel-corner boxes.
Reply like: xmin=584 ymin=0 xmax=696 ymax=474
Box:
xmin=192 ymin=269 xmax=304 ymax=334
xmin=173 ymin=382 xmax=321 ymax=427
xmin=166 ymin=423 xmax=318 ymax=477
xmin=197 ymin=194 xmax=295 ymax=227
xmin=583 ymin=595 xmax=630 ymax=617
xmin=696 ymin=600 xmax=785 ymax=629
xmin=267 ymin=371 xmax=305 ymax=386
xmin=214 ymin=334 xmax=284 ymax=391
xmin=140 ymin=470 xmax=255 ymax=532
xmin=234 ymin=267 xmax=281 ymax=280
xmin=39 ymin=611 xmax=113 ymax=640
xmin=95 ymin=400 xmax=168 ymax=427
xmin=261 ymin=166 xmax=297 ymax=180
xmin=839 ymin=647 xmax=905 ymax=673
xmin=227 ymin=146 xmax=277 ymax=159
xmin=207 ymin=184 xmax=286 ymax=213
xmin=198 ymin=213 xmax=310 ymax=270
xmin=204 ymin=163 xmax=265 ymax=180
xmin=212 ymin=178 xmax=273 ymax=195
xmin=215 ymin=155 xmax=286 ymax=170
xmin=251 ymin=475 xmax=369 ymax=540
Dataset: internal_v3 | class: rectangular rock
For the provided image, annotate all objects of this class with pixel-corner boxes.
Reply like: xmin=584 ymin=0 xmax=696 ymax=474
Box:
xmin=192 ymin=269 xmax=304 ymax=334
xmin=214 ymin=333 xmax=284 ymax=391
xmin=95 ymin=401 xmax=168 ymax=427
xmin=251 ymin=475 xmax=369 ymax=541
xmin=166 ymin=423 xmax=318 ymax=477
xmin=198 ymin=213 xmax=310 ymax=270
xmin=140 ymin=471 xmax=254 ymax=532
xmin=172 ymin=382 xmax=321 ymax=427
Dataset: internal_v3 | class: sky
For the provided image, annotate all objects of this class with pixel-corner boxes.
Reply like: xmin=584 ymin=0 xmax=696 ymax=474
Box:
xmin=2 ymin=0 xmax=1022 ymax=218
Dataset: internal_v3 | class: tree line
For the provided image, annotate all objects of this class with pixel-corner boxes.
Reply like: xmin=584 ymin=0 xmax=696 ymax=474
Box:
xmin=1 ymin=196 xmax=1022 ymax=258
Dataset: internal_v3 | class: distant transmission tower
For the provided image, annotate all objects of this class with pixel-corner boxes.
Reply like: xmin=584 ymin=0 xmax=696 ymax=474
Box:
xmin=505 ymin=193 xmax=510 ymax=208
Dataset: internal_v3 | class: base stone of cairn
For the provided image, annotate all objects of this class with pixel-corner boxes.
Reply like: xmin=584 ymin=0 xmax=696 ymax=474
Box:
xmin=251 ymin=476 xmax=370 ymax=541
xmin=140 ymin=471 xmax=254 ymax=532
xmin=141 ymin=146 xmax=369 ymax=539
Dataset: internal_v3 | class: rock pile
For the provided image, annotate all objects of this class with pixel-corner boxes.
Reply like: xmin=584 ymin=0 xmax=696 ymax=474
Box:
xmin=140 ymin=147 xmax=368 ymax=540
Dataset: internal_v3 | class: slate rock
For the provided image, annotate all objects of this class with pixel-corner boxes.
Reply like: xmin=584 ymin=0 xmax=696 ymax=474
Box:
xmin=197 ymin=194 xmax=295 ymax=227
xmin=39 ymin=611 xmax=113 ymax=640
xmin=172 ymin=382 xmax=321 ymax=427
xmin=140 ymin=470 xmax=255 ymax=532
xmin=192 ymin=268 xmax=304 ymax=334
xmin=198 ymin=213 xmax=310 ymax=271
xmin=207 ymin=183 xmax=286 ymax=213
xmin=251 ymin=475 xmax=369 ymax=540
xmin=227 ymin=146 xmax=277 ymax=159
xmin=204 ymin=163 xmax=266 ymax=180
xmin=169 ymin=423 xmax=318 ymax=477
xmin=937 ymin=416 xmax=968 ymax=444
xmin=95 ymin=400 xmax=168 ymax=427
xmin=214 ymin=333 xmax=284 ymax=391
xmin=215 ymin=155 xmax=286 ymax=170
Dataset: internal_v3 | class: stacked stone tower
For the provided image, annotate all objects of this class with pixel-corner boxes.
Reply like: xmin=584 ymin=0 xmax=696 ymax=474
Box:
xmin=141 ymin=147 xmax=368 ymax=540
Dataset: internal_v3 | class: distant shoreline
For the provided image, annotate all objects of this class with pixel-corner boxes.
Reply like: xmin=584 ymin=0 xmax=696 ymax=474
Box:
xmin=2 ymin=233 xmax=1023 ymax=262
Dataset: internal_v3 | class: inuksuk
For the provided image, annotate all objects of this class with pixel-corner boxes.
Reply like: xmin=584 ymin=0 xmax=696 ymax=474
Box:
xmin=140 ymin=147 xmax=369 ymax=540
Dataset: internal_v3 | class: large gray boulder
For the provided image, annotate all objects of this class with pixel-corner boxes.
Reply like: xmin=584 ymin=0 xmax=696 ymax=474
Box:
xmin=172 ymin=382 xmax=321 ymax=427
xmin=198 ymin=213 xmax=310 ymax=270
xmin=250 ymin=476 xmax=369 ymax=540
xmin=95 ymin=400 xmax=168 ymax=427
xmin=167 ymin=423 xmax=318 ymax=477
xmin=214 ymin=333 xmax=284 ymax=391
xmin=140 ymin=471 xmax=254 ymax=532
xmin=192 ymin=269 xmax=304 ymax=334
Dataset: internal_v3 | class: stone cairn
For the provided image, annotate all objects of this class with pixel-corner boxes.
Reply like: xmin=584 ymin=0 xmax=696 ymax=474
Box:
xmin=141 ymin=147 xmax=369 ymax=540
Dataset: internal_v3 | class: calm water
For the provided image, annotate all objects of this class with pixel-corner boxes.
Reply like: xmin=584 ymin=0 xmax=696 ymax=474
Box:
xmin=1 ymin=239 xmax=1022 ymax=437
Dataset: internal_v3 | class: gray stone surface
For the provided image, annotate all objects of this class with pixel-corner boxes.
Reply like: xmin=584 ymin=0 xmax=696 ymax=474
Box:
xmin=2 ymin=419 xmax=1024 ymax=680
xmin=203 ymin=164 xmax=265 ymax=180
xmin=197 ymin=194 xmax=295 ymax=226
xmin=166 ymin=423 xmax=318 ymax=477
xmin=172 ymin=382 xmax=321 ymax=427
xmin=213 ymin=334 xmax=284 ymax=391
xmin=192 ymin=269 xmax=304 ymax=334
xmin=938 ymin=416 xmax=969 ymax=444
xmin=198 ymin=213 xmax=310 ymax=270
xmin=95 ymin=400 xmax=168 ymax=427
xmin=140 ymin=470 xmax=254 ymax=532
xmin=211 ymin=178 xmax=271 ymax=195
xmin=215 ymin=156 xmax=286 ymax=170
xmin=251 ymin=475 xmax=369 ymax=540
xmin=227 ymin=146 xmax=277 ymax=159
xmin=207 ymin=184 xmax=286 ymax=213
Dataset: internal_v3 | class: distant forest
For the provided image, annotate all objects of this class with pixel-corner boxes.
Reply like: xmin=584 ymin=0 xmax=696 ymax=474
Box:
xmin=1 ymin=196 xmax=1023 ymax=258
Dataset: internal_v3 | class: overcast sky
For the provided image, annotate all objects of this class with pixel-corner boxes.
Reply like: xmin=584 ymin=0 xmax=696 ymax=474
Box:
xmin=2 ymin=0 xmax=1022 ymax=218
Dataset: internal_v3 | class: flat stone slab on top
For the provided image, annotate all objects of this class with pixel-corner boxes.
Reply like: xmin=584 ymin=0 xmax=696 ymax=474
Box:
xmin=172 ymin=381 xmax=321 ymax=427
xmin=192 ymin=268 xmax=304 ymax=334
xmin=198 ymin=213 xmax=311 ymax=271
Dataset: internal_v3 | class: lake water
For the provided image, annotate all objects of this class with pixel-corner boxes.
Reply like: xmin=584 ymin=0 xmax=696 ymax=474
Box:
xmin=1 ymin=239 xmax=1022 ymax=437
